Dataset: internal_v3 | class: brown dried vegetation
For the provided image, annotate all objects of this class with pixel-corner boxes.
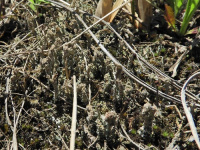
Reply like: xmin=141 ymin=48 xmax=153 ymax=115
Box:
xmin=0 ymin=0 xmax=200 ymax=149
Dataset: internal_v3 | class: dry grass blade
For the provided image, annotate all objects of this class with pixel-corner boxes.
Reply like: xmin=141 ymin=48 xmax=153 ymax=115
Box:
xmin=109 ymin=0 xmax=124 ymax=22
xmin=135 ymin=0 xmax=152 ymax=29
xmin=124 ymin=1 xmax=131 ymax=13
xmin=5 ymin=70 xmax=12 ymax=126
xmin=94 ymin=0 xmax=113 ymax=23
xmin=181 ymin=72 xmax=200 ymax=149
xmin=169 ymin=50 xmax=188 ymax=77
xmin=70 ymin=75 xmax=77 ymax=150
xmin=12 ymin=100 xmax=25 ymax=150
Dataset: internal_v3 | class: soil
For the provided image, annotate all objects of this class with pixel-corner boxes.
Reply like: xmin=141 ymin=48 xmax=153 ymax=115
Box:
xmin=0 ymin=0 xmax=200 ymax=149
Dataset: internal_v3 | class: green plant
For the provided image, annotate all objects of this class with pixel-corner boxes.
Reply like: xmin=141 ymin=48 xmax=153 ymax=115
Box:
xmin=29 ymin=0 xmax=49 ymax=12
xmin=169 ymin=132 xmax=174 ymax=138
xmin=153 ymin=125 xmax=158 ymax=130
xmin=130 ymin=129 xmax=137 ymax=134
xmin=167 ymin=0 xmax=184 ymax=17
xmin=165 ymin=0 xmax=200 ymax=36
xmin=162 ymin=131 xmax=169 ymax=137
xmin=4 ymin=124 xmax=9 ymax=134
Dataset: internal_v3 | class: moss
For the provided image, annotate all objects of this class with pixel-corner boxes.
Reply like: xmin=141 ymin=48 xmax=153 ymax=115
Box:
xmin=169 ymin=132 xmax=174 ymax=138
xmin=147 ymin=143 xmax=152 ymax=147
xmin=108 ymin=48 xmax=117 ymax=57
xmin=162 ymin=131 xmax=169 ymax=138
xmin=3 ymin=124 xmax=9 ymax=134
xmin=130 ymin=129 xmax=137 ymax=135
xmin=160 ymin=48 xmax=166 ymax=53
xmin=187 ymin=66 xmax=192 ymax=71
xmin=154 ymin=53 xmax=159 ymax=57
xmin=18 ymin=137 xmax=25 ymax=146
xmin=47 ymin=105 xmax=52 ymax=109
xmin=22 ymin=124 xmax=33 ymax=131
xmin=75 ymin=137 xmax=83 ymax=148
xmin=44 ymin=143 xmax=50 ymax=148
xmin=30 ymin=138 xmax=40 ymax=148
xmin=40 ymin=111 xmax=45 ymax=117
xmin=153 ymin=125 xmax=158 ymax=130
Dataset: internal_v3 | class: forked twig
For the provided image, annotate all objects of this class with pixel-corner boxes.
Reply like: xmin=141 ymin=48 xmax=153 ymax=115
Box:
xmin=11 ymin=98 xmax=25 ymax=150
xmin=5 ymin=67 xmax=26 ymax=149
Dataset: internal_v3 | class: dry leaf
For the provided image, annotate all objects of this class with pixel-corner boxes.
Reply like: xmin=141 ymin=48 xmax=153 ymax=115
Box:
xmin=164 ymin=4 xmax=176 ymax=30
xmin=109 ymin=0 xmax=124 ymax=23
xmin=94 ymin=0 xmax=113 ymax=23
xmin=135 ymin=0 xmax=152 ymax=30
xmin=124 ymin=2 xmax=134 ymax=21
xmin=124 ymin=2 xmax=131 ymax=13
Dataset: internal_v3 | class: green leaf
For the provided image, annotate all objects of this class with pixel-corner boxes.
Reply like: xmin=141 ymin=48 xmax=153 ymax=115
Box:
xmin=186 ymin=26 xmax=200 ymax=35
xmin=179 ymin=0 xmax=200 ymax=36
xmin=29 ymin=0 xmax=35 ymax=4
xmin=174 ymin=0 xmax=184 ymax=16
xmin=37 ymin=0 xmax=49 ymax=4
xmin=28 ymin=0 xmax=49 ymax=12
xmin=29 ymin=0 xmax=37 ymax=12
xmin=29 ymin=4 xmax=37 ymax=12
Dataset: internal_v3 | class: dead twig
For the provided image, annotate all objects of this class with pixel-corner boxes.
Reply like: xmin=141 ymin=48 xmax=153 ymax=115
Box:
xmin=181 ymin=72 xmax=200 ymax=149
xmin=5 ymin=69 xmax=12 ymax=127
xmin=56 ymin=131 xmax=69 ymax=150
xmin=70 ymin=75 xmax=77 ymax=150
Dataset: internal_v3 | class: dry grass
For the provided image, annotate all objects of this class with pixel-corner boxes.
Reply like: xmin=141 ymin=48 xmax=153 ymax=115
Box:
xmin=0 ymin=0 xmax=200 ymax=149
